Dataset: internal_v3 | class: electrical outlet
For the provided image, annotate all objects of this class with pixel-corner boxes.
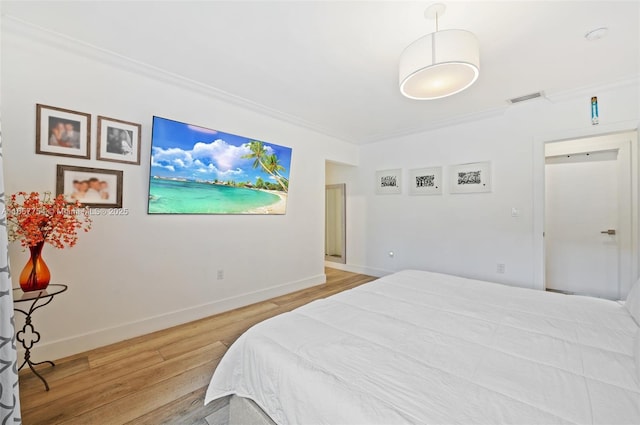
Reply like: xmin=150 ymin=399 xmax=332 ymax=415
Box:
xmin=496 ymin=263 xmax=505 ymax=274
xmin=217 ymin=269 xmax=224 ymax=280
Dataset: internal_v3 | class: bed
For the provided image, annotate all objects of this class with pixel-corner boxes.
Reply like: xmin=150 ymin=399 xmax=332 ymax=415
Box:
xmin=205 ymin=269 xmax=640 ymax=424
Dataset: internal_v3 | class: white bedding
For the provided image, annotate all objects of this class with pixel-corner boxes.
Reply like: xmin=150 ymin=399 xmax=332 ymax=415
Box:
xmin=205 ymin=270 xmax=640 ymax=424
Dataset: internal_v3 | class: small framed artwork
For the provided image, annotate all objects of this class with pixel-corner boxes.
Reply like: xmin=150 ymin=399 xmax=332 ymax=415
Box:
xmin=450 ymin=161 xmax=492 ymax=194
xmin=56 ymin=165 xmax=123 ymax=208
xmin=96 ymin=116 xmax=142 ymax=165
xmin=409 ymin=166 xmax=443 ymax=195
xmin=375 ymin=169 xmax=402 ymax=194
xmin=36 ymin=104 xmax=90 ymax=159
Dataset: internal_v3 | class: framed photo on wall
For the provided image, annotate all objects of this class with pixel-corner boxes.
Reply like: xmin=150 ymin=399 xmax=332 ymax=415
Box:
xmin=96 ymin=116 xmax=142 ymax=165
xmin=56 ymin=164 xmax=123 ymax=208
xmin=375 ymin=169 xmax=402 ymax=194
xmin=36 ymin=104 xmax=90 ymax=159
xmin=409 ymin=166 xmax=443 ymax=195
xmin=450 ymin=161 xmax=492 ymax=194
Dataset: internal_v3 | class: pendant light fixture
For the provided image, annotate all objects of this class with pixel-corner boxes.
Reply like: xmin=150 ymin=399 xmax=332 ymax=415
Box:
xmin=399 ymin=3 xmax=480 ymax=100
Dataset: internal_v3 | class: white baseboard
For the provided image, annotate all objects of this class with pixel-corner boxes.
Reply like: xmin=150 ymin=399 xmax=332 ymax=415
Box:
xmin=19 ymin=273 xmax=326 ymax=361
xmin=323 ymin=261 xmax=392 ymax=278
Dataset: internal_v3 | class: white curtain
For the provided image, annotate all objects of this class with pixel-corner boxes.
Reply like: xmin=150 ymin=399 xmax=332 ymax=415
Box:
xmin=0 ymin=125 xmax=21 ymax=423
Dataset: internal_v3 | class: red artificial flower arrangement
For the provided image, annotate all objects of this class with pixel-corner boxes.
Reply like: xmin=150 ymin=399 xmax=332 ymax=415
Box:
xmin=6 ymin=191 xmax=92 ymax=248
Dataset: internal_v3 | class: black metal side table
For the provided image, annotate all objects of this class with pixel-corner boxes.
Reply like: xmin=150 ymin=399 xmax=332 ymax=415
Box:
xmin=12 ymin=284 xmax=67 ymax=391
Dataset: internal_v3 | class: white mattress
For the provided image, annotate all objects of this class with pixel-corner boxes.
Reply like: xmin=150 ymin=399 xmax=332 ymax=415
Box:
xmin=205 ymin=270 xmax=640 ymax=424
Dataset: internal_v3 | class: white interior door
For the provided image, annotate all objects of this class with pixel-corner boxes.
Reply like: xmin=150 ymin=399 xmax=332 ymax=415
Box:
xmin=534 ymin=130 xmax=637 ymax=297
xmin=545 ymin=150 xmax=620 ymax=298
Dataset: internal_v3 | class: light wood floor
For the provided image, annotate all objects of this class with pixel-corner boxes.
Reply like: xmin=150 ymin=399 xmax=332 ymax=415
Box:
xmin=18 ymin=268 xmax=376 ymax=425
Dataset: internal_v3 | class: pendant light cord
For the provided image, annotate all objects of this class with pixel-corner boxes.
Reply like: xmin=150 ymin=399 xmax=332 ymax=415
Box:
xmin=432 ymin=11 xmax=438 ymax=63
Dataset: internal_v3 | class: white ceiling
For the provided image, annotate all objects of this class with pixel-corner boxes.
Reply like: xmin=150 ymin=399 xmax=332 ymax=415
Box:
xmin=3 ymin=1 xmax=639 ymax=144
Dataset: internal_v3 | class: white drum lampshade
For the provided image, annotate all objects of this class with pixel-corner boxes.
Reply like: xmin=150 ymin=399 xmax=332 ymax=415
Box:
xmin=399 ymin=29 xmax=480 ymax=100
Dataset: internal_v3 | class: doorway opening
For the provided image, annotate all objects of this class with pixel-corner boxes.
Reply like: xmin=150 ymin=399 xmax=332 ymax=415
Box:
xmin=325 ymin=184 xmax=346 ymax=264
xmin=544 ymin=132 xmax=636 ymax=299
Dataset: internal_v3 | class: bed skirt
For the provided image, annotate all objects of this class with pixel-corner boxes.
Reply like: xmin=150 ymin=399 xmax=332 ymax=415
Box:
xmin=229 ymin=395 xmax=277 ymax=425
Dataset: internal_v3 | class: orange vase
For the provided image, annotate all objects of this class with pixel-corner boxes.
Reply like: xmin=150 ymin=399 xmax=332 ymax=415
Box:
xmin=19 ymin=242 xmax=51 ymax=292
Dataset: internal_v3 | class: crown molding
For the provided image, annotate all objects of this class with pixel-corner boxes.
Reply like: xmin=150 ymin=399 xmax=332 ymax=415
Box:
xmin=364 ymin=75 xmax=640 ymax=144
xmin=2 ymin=15 xmax=358 ymax=144
xmin=5 ymin=15 xmax=636 ymax=147
xmin=545 ymin=74 xmax=640 ymax=103
xmin=361 ymin=105 xmax=509 ymax=144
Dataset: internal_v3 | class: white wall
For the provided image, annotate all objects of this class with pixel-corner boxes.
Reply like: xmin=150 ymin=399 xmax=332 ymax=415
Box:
xmin=341 ymin=80 xmax=640 ymax=287
xmin=1 ymin=19 xmax=358 ymax=360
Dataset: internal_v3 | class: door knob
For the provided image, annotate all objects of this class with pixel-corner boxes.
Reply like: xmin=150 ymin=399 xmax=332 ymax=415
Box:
xmin=600 ymin=229 xmax=616 ymax=235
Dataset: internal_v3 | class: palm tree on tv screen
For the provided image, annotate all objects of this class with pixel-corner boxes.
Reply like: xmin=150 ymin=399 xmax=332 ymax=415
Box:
xmin=264 ymin=153 xmax=288 ymax=191
xmin=242 ymin=141 xmax=288 ymax=192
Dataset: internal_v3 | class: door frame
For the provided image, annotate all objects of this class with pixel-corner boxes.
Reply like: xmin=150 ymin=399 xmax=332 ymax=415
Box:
xmin=533 ymin=121 xmax=639 ymax=296
xmin=544 ymin=138 xmax=630 ymax=299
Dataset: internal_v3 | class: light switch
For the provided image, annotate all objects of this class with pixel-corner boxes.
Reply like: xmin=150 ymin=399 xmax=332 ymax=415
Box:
xmin=511 ymin=208 xmax=520 ymax=217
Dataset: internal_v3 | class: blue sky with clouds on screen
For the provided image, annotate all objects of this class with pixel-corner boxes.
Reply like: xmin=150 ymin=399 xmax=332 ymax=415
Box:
xmin=150 ymin=117 xmax=292 ymax=183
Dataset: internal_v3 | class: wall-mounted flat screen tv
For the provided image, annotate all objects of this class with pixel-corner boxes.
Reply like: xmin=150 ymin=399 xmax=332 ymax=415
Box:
xmin=148 ymin=116 xmax=292 ymax=214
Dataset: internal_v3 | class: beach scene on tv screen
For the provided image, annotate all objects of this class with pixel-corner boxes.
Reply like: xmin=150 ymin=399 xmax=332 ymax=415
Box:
xmin=148 ymin=117 xmax=291 ymax=214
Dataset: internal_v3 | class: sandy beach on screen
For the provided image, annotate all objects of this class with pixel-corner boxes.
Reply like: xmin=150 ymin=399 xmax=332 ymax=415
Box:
xmin=247 ymin=190 xmax=287 ymax=214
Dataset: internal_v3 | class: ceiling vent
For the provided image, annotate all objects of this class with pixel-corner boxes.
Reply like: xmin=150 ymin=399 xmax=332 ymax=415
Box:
xmin=507 ymin=91 xmax=545 ymax=104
